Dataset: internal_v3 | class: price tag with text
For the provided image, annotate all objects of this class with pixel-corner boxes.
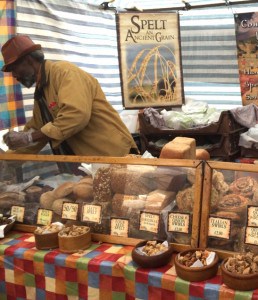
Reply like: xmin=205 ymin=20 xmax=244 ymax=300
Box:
xmin=139 ymin=212 xmax=160 ymax=233
xmin=11 ymin=206 xmax=25 ymax=223
xmin=110 ymin=218 xmax=129 ymax=237
xmin=36 ymin=209 xmax=53 ymax=225
xmin=61 ymin=202 xmax=79 ymax=220
xmin=82 ymin=204 xmax=102 ymax=223
xmin=208 ymin=217 xmax=231 ymax=239
xmin=245 ymin=226 xmax=258 ymax=245
xmin=168 ymin=212 xmax=190 ymax=233
xmin=247 ymin=206 xmax=258 ymax=227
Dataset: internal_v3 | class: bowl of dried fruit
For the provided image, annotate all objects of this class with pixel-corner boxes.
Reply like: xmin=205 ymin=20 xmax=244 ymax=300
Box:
xmin=132 ymin=240 xmax=173 ymax=268
xmin=58 ymin=225 xmax=91 ymax=253
xmin=174 ymin=248 xmax=219 ymax=282
xmin=221 ymin=252 xmax=258 ymax=291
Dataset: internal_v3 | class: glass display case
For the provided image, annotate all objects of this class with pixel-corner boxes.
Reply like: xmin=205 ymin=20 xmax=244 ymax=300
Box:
xmin=200 ymin=161 xmax=258 ymax=258
xmin=0 ymin=154 xmax=202 ymax=251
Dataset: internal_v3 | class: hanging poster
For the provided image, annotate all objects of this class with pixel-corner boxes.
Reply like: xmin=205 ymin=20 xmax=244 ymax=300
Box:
xmin=116 ymin=12 xmax=184 ymax=109
xmin=234 ymin=12 xmax=258 ymax=106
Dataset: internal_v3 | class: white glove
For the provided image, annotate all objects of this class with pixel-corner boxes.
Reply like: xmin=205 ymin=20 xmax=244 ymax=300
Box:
xmin=3 ymin=131 xmax=33 ymax=150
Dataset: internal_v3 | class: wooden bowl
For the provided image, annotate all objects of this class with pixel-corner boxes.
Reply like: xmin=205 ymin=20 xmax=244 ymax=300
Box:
xmin=58 ymin=226 xmax=91 ymax=253
xmin=2 ymin=217 xmax=15 ymax=236
xmin=132 ymin=240 xmax=173 ymax=268
xmin=174 ymin=248 xmax=219 ymax=282
xmin=221 ymin=258 xmax=258 ymax=291
xmin=34 ymin=231 xmax=59 ymax=250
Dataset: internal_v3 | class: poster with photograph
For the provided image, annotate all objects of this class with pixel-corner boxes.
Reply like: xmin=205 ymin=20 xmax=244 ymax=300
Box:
xmin=234 ymin=12 xmax=258 ymax=106
xmin=116 ymin=12 xmax=184 ymax=109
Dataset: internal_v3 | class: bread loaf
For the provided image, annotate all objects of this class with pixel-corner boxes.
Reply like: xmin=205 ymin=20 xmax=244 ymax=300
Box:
xmin=160 ymin=142 xmax=192 ymax=159
xmin=73 ymin=183 xmax=93 ymax=201
xmin=53 ymin=182 xmax=76 ymax=199
xmin=112 ymin=193 xmax=146 ymax=215
xmin=196 ymin=149 xmax=210 ymax=160
xmin=110 ymin=165 xmax=156 ymax=195
xmin=145 ymin=189 xmax=175 ymax=212
xmin=171 ymin=137 xmax=196 ymax=159
xmin=93 ymin=167 xmax=113 ymax=202
xmin=40 ymin=190 xmax=56 ymax=209
xmin=52 ymin=198 xmax=73 ymax=215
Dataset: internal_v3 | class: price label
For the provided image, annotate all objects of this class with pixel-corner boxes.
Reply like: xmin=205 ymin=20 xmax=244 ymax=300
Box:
xmin=82 ymin=204 xmax=102 ymax=223
xmin=110 ymin=218 xmax=129 ymax=237
xmin=247 ymin=206 xmax=258 ymax=227
xmin=61 ymin=202 xmax=79 ymax=220
xmin=208 ymin=217 xmax=231 ymax=239
xmin=36 ymin=209 xmax=53 ymax=225
xmin=168 ymin=212 xmax=190 ymax=233
xmin=245 ymin=226 xmax=258 ymax=245
xmin=10 ymin=206 xmax=25 ymax=223
xmin=139 ymin=212 xmax=160 ymax=233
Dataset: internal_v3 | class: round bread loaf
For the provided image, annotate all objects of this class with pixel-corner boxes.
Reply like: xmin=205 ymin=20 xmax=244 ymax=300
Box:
xmin=52 ymin=198 xmax=73 ymax=215
xmin=73 ymin=183 xmax=93 ymax=200
xmin=195 ymin=149 xmax=210 ymax=160
xmin=40 ymin=190 xmax=56 ymax=209
xmin=53 ymin=181 xmax=76 ymax=199
xmin=78 ymin=176 xmax=93 ymax=185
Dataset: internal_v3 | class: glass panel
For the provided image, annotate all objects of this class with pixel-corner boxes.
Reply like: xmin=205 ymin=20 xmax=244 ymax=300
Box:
xmin=0 ymin=159 xmax=198 ymax=245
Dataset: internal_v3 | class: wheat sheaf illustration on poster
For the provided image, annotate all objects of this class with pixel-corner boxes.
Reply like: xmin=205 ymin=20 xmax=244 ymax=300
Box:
xmin=116 ymin=12 xmax=184 ymax=109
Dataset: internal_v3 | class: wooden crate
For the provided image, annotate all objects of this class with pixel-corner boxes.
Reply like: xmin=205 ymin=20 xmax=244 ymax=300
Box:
xmin=199 ymin=161 xmax=258 ymax=259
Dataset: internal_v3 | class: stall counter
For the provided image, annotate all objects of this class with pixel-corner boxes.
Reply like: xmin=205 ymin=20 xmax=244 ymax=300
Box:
xmin=0 ymin=232 xmax=258 ymax=300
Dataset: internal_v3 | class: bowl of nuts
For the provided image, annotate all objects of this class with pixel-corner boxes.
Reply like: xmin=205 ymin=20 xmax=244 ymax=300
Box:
xmin=34 ymin=222 xmax=64 ymax=250
xmin=58 ymin=225 xmax=91 ymax=253
xmin=221 ymin=252 xmax=258 ymax=291
xmin=132 ymin=240 xmax=173 ymax=268
xmin=174 ymin=248 xmax=219 ymax=282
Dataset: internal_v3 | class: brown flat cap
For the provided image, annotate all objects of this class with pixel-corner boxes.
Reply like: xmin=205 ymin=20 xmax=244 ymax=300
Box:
xmin=1 ymin=35 xmax=41 ymax=72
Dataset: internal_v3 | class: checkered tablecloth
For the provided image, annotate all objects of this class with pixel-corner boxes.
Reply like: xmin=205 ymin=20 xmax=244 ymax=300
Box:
xmin=0 ymin=232 xmax=258 ymax=300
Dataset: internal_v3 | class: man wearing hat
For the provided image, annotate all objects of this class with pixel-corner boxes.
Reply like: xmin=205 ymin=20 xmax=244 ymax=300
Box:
xmin=1 ymin=35 xmax=138 ymax=156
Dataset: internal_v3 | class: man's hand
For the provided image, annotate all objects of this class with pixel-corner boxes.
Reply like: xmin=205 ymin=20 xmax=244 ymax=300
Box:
xmin=3 ymin=131 xmax=33 ymax=150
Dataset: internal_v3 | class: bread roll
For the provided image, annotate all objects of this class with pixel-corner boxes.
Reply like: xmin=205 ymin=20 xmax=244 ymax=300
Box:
xmin=196 ymin=149 xmax=210 ymax=160
xmin=230 ymin=176 xmax=257 ymax=198
xmin=53 ymin=181 xmax=75 ymax=199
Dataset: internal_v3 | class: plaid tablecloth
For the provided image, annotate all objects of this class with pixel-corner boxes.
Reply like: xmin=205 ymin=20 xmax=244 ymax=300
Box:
xmin=0 ymin=232 xmax=258 ymax=300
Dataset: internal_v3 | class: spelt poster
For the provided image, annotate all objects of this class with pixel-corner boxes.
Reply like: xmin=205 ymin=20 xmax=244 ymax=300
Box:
xmin=234 ymin=12 xmax=258 ymax=106
xmin=116 ymin=12 xmax=184 ymax=109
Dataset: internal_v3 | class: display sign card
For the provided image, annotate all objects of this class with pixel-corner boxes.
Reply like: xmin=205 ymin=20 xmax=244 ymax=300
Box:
xmin=208 ymin=217 xmax=231 ymax=239
xmin=116 ymin=12 xmax=184 ymax=109
xmin=234 ymin=12 xmax=258 ymax=106
xmin=61 ymin=202 xmax=79 ymax=220
xmin=110 ymin=218 xmax=129 ymax=237
xmin=168 ymin=212 xmax=190 ymax=233
xmin=245 ymin=226 xmax=258 ymax=245
xmin=247 ymin=205 xmax=258 ymax=227
xmin=139 ymin=211 xmax=160 ymax=233
xmin=36 ymin=209 xmax=53 ymax=225
xmin=11 ymin=206 xmax=25 ymax=223
xmin=82 ymin=204 xmax=102 ymax=223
